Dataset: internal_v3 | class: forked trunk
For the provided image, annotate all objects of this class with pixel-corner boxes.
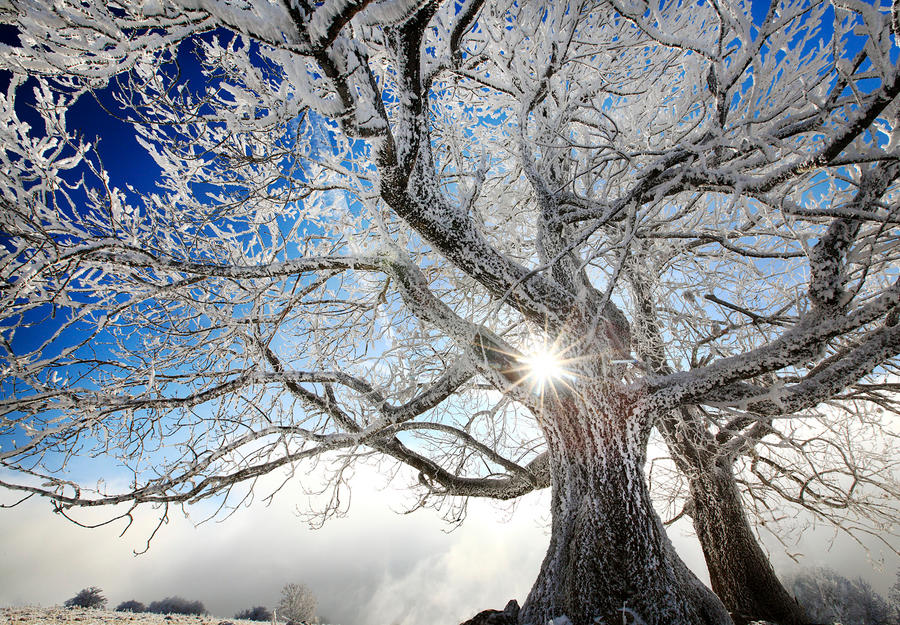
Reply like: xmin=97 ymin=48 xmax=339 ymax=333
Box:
xmin=689 ymin=463 xmax=810 ymax=625
xmin=519 ymin=384 xmax=732 ymax=625
xmin=660 ymin=410 xmax=809 ymax=625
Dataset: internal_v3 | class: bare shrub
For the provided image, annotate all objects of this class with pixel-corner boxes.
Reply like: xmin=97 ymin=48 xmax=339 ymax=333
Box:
xmin=148 ymin=596 xmax=206 ymax=616
xmin=64 ymin=587 xmax=106 ymax=609
xmin=278 ymin=583 xmax=317 ymax=624
xmin=235 ymin=606 xmax=273 ymax=621
xmin=115 ymin=600 xmax=146 ymax=613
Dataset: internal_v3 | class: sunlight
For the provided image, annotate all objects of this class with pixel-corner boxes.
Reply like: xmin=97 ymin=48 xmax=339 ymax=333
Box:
xmin=524 ymin=345 xmax=566 ymax=390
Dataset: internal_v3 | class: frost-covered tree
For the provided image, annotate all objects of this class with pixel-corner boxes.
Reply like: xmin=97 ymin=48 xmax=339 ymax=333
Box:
xmin=649 ymin=391 xmax=898 ymax=624
xmin=1 ymin=1 xmax=899 ymax=624
xmin=892 ymin=569 xmax=900 ymax=620
xmin=64 ymin=587 xmax=107 ymax=610
xmin=278 ymin=583 xmax=317 ymax=624
xmin=786 ymin=567 xmax=896 ymax=625
xmin=888 ymin=569 xmax=900 ymax=623
xmin=236 ymin=606 xmax=274 ymax=622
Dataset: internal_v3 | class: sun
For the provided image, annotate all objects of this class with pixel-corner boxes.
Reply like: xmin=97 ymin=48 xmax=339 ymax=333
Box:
xmin=524 ymin=345 xmax=567 ymax=390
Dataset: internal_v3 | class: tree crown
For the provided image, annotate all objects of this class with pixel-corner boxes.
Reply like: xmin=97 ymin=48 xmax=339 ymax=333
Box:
xmin=0 ymin=0 xmax=897 ymax=543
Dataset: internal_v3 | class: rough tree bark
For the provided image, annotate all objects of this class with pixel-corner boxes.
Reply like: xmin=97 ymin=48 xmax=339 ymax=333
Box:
xmin=661 ymin=413 xmax=809 ymax=625
xmin=388 ymin=261 xmax=734 ymax=624
xmin=687 ymin=458 xmax=810 ymax=625
xmin=518 ymin=375 xmax=731 ymax=625
xmin=631 ymin=262 xmax=808 ymax=625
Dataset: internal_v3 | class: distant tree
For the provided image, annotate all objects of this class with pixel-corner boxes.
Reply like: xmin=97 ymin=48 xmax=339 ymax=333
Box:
xmin=115 ymin=600 xmax=146 ymax=613
xmin=786 ymin=567 xmax=894 ymax=625
xmin=148 ymin=596 xmax=206 ymax=616
xmin=235 ymin=606 xmax=273 ymax=621
xmin=278 ymin=583 xmax=317 ymax=624
xmin=64 ymin=587 xmax=106 ymax=610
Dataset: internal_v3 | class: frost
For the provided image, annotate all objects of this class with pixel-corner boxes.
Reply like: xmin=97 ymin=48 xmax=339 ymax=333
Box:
xmin=1 ymin=0 xmax=899 ymax=623
xmin=139 ymin=0 xmax=165 ymax=17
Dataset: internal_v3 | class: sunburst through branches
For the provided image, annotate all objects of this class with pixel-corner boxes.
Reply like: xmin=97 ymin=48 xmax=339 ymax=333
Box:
xmin=521 ymin=340 xmax=573 ymax=395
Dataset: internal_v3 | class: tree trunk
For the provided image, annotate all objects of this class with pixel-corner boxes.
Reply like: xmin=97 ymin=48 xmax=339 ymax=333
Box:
xmin=657 ymin=406 xmax=810 ymax=625
xmin=688 ymin=462 xmax=810 ymax=625
xmin=518 ymin=384 xmax=732 ymax=625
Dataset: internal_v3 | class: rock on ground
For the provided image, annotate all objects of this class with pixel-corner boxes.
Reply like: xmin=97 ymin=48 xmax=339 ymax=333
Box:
xmin=459 ymin=600 xmax=520 ymax=625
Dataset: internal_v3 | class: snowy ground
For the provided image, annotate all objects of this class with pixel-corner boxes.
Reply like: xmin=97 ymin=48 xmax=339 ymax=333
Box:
xmin=0 ymin=607 xmax=281 ymax=625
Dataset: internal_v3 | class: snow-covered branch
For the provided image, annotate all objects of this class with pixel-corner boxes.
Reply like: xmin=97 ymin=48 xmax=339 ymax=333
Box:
xmin=2 ymin=1 xmax=899 ymax=605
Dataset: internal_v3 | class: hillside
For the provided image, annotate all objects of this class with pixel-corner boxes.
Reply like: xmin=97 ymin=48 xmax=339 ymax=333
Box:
xmin=1 ymin=607 xmax=280 ymax=625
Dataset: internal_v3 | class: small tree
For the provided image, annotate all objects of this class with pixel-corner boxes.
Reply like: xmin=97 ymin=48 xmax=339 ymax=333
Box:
xmin=278 ymin=583 xmax=317 ymax=624
xmin=786 ymin=568 xmax=894 ymax=625
xmin=115 ymin=600 xmax=146 ymax=613
xmin=64 ymin=587 xmax=106 ymax=610
xmin=235 ymin=606 xmax=273 ymax=622
xmin=148 ymin=597 xmax=206 ymax=616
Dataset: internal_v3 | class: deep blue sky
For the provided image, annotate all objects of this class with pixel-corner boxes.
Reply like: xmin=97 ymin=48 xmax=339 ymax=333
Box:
xmin=0 ymin=0 xmax=805 ymax=193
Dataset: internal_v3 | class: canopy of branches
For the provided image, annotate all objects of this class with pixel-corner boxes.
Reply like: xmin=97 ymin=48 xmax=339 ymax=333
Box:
xmin=0 ymin=0 xmax=897 ymax=551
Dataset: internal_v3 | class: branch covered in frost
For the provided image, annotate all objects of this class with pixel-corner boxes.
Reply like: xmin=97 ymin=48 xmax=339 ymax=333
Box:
xmin=2 ymin=0 xmax=899 ymax=539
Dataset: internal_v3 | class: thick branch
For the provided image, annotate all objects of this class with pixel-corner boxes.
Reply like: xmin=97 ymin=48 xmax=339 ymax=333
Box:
xmin=648 ymin=279 xmax=900 ymax=408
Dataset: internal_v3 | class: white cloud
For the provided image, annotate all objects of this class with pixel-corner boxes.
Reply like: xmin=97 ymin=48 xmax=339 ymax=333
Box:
xmin=1 ymin=470 xmax=896 ymax=625
xmin=0 ymin=474 xmax=548 ymax=625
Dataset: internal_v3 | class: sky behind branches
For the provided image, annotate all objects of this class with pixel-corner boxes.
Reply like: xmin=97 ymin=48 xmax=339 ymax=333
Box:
xmin=1 ymin=0 xmax=899 ymax=623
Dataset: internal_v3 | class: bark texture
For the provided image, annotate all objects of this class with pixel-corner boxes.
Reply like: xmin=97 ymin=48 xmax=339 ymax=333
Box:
xmin=658 ymin=409 xmax=809 ymax=625
xmin=518 ymin=383 xmax=732 ymax=625
xmin=688 ymin=463 xmax=810 ymax=625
